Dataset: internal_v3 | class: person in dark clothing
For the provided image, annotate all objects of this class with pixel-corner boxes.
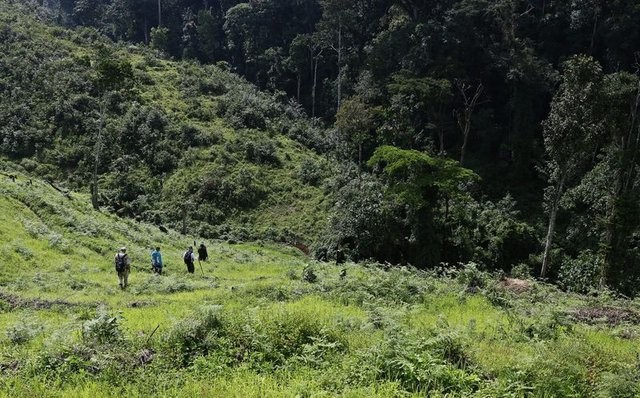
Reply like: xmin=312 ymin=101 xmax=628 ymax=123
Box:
xmin=115 ymin=247 xmax=131 ymax=289
xmin=151 ymin=247 xmax=163 ymax=275
xmin=183 ymin=246 xmax=195 ymax=274
xmin=198 ymin=243 xmax=208 ymax=262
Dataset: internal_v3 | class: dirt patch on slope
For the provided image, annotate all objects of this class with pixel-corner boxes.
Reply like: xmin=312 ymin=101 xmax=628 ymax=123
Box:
xmin=569 ymin=306 xmax=640 ymax=326
xmin=499 ymin=278 xmax=532 ymax=294
xmin=0 ymin=292 xmax=93 ymax=311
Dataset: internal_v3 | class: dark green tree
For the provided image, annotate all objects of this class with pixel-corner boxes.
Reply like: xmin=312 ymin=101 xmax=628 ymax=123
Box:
xmin=540 ymin=56 xmax=606 ymax=278
xmin=90 ymin=55 xmax=134 ymax=210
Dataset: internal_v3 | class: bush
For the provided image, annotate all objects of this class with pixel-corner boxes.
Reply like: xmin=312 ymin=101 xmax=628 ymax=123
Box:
xmin=596 ymin=366 xmax=640 ymax=398
xmin=511 ymin=262 xmax=532 ymax=279
xmin=456 ymin=262 xmax=488 ymax=292
xmin=297 ymin=158 xmax=323 ymax=186
xmin=302 ymin=266 xmax=317 ymax=283
xmin=164 ymin=305 xmax=342 ymax=371
xmin=448 ymin=195 xmax=538 ymax=271
xmin=518 ymin=340 xmax=594 ymax=397
xmin=558 ymin=250 xmax=602 ymax=294
xmin=243 ymin=138 xmax=280 ymax=166
xmin=348 ymin=330 xmax=480 ymax=394
xmin=150 ymin=27 xmax=169 ymax=53
xmin=165 ymin=305 xmax=224 ymax=367
xmin=326 ymin=266 xmax=433 ymax=306
xmin=218 ymin=90 xmax=280 ymax=130
xmin=6 ymin=321 xmax=41 ymax=345
xmin=82 ymin=307 xmax=123 ymax=346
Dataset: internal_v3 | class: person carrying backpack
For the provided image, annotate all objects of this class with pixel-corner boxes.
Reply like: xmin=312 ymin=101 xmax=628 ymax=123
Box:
xmin=114 ymin=247 xmax=131 ymax=290
xmin=183 ymin=246 xmax=195 ymax=274
xmin=198 ymin=243 xmax=208 ymax=262
xmin=151 ymin=247 xmax=163 ymax=275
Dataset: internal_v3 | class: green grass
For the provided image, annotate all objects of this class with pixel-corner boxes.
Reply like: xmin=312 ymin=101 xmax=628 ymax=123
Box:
xmin=1 ymin=166 xmax=640 ymax=396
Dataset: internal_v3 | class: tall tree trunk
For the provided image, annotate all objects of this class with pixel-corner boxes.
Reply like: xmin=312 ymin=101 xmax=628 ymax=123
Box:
xmin=91 ymin=101 xmax=106 ymax=211
xmin=296 ymin=72 xmax=301 ymax=103
xmin=589 ymin=11 xmax=599 ymax=54
xmin=312 ymin=52 xmax=321 ymax=118
xmin=460 ymin=123 xmax=470 ymax=165
xmin=601 ymin=83 xmax=640 ymax=287
xmin=601 ymin=182 xmax=623 ymax=288
xmin=336 ymin=21 xmax=342 ymax=110
xmin=455 ymin=81 xmax=483 ymax=166
xmin=143 ymin=18 xmax=149 ymax=44
xmin=158 ymin=0 xmax=162 ymax=27
xmin=541 ymin=174 xmax=565 ymax=278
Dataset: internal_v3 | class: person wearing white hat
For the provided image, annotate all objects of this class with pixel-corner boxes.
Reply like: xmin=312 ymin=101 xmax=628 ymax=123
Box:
xmin=114 ymin=247 xmax=131 ymax=289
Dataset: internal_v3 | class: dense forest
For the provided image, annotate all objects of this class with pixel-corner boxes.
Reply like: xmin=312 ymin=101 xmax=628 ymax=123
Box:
xmin=2 ymin=0 xmax=640 ymax=295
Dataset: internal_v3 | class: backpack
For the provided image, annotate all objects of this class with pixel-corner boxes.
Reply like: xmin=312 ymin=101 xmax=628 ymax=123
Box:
xmin=115 ymin=253 xmax=127 ymax=272
xmin=152 ymin=251 xmax=161 ymax=267
xmin=183 ymin=251 xmax=193 ymax=265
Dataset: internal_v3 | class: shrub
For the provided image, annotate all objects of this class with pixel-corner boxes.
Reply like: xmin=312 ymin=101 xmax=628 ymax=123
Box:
xmin=82 ymin=307 xmax=123 ymax=346
xmin=518 ymin=340 xmax=593 ymax=397
xmin=456 ymin=262 xmax=488 ymax=292
xmin=164 ymin=305 xmax=343 ymax=371
xmin=19 ymin=158 xmax=38 ymax=172
xmin=510 ymin=262 xmax=532 ymax=279
xmin=28 ymin=345 xmax=94 ymax=381
xmin=297 ymin=158 xmax=323 ymax=186
xmin=164 ymin=305 xmax=224 ymax=367
xmin=219 ymin=91 xmax=279 ymax=130
xmin=596 ymin=366 xmax=640 ymax=398
xmin=302 ymin=266 xmax=317 ymax=283
xmin=243 ymin=138 xmax=280 ymax=166
xmin=348 ymin=330 xmax=480 ymax=394
xmin=516 ymin=311 xmax=573 ymax=341
xmin=150 ymin=27 xmax=169 ymax=53
xmin=254 ymin=308 xmax=343 ymax=369
xmin=7 ymin=321 xmax=41 ymax=345
xmin=326 ymin=266 xmax=433 ymax=306
xmin=558 ymin=250 xmax=602 ymax=294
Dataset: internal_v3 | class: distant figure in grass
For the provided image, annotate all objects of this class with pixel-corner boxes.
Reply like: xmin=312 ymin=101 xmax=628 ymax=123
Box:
xmin=115 ymin=247 xmax=131 ymax=290
xmin=183 ymin=246 xmax=196 ymax=274
xmin=198 ymin=242 xmax=208 ymax=262
xmin=151 ymin=247 xmax=163 ymax=275
xmin=336 ymin=248 xmax=345 ymax=265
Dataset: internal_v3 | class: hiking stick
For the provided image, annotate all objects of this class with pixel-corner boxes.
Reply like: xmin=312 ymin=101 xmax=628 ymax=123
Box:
xmin=194 ymin=240 xmax=204 ymax=275
xmin=145 ymin=324 xmax=160 ymax=345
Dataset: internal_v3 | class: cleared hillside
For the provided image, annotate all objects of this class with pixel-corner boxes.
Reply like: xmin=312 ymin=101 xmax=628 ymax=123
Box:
xmin=0 ymin=166 xmax=639 ymax=396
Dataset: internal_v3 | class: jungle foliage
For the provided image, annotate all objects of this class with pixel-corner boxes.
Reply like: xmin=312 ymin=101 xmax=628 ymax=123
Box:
xmin=2 ymin=0 xmax=640 ymax=294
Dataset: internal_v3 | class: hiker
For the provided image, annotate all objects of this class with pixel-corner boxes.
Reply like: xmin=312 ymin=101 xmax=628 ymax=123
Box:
xmin=183 ymin=246 xmax=196 ymax=274
xmin=114 ymin=247 xmax=131 ymax=290
xmin=151 ymin=247 xmax=163 ymax=275
xmin=198 ymin=242 xmax=208 ymax=262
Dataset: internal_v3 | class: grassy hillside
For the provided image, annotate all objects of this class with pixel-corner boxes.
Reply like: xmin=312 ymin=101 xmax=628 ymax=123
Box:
xmin=0 ymin=1 xmax=331 ymax=244
xmin=0 ymin=165 xmax=639 ymax=397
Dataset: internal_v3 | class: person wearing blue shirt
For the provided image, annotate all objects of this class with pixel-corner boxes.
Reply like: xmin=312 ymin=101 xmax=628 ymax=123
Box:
xmin=151 ymin=247 xmax=163 ymax=275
